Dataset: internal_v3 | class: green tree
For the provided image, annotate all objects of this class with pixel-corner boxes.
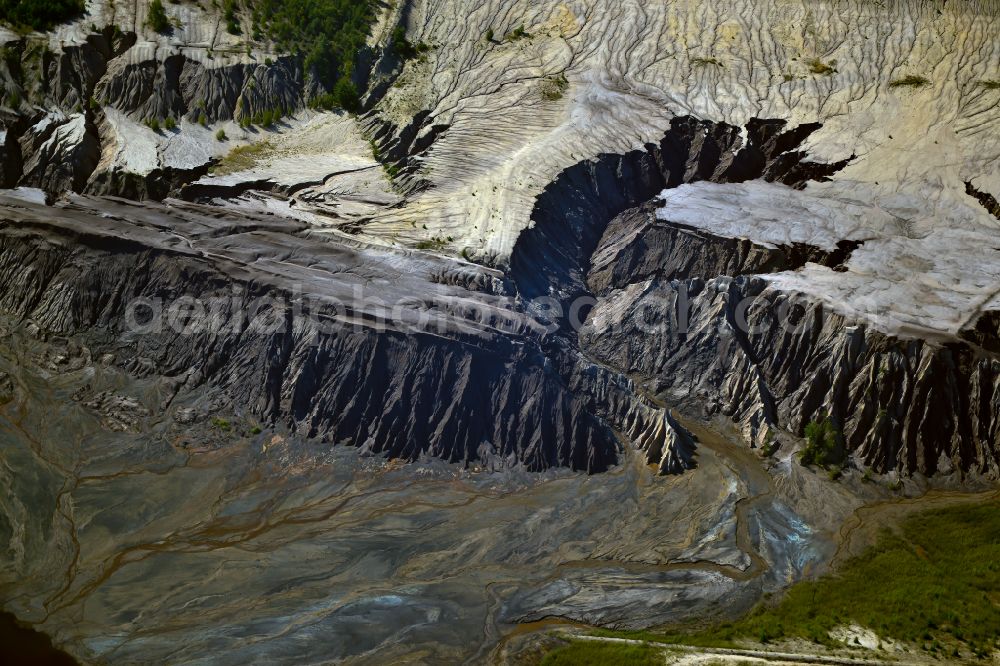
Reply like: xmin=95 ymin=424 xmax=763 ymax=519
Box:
xmin=0 ymin=0 xmax=84 ymax=31
xmin=147 ymin=0 xmax=171 ymax=34
xmin=800 ymin=415 xmax=842 ymax=467
xmin=252 ymin=0 xmax=377 ymax=88
xmin=224 ymin=0 xmax=240 ymax=34
xmin=332 ymin=76 xmax=360 ymax=113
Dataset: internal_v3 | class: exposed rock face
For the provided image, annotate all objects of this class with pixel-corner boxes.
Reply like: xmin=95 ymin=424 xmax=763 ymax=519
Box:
xmin=18 ymin=113 xmax=100 ymax=193
xmin=967 ymin=181 xmax=1000 ymax=220
xmin=575 ymin=180 xmax=1000 ymax=476
xmin=586 ymin=205 xmax=857 ymax=297
xmin=583 ymin=272 xmax=1000 ymax=476
xmin=0 ymin=370 xmax=13 ymax=405
xmin=0 ymin=193 xmax=701 ymax=473
xmin=95 ymin=55 xmax=305 ymax=125
xmin=510 ymin=116 xmax=851 ymax=301
xmin=0 ymin=0 xmax=996 ymax=482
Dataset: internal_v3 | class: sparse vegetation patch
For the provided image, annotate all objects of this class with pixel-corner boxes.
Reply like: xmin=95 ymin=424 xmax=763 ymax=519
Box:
xmin=541 ymin=73 xmax=568 ymax=101
xmin=209 ymin=140 xmax=273 ymax=175
xmin=889 ymin=75 xmax=930 ymax=88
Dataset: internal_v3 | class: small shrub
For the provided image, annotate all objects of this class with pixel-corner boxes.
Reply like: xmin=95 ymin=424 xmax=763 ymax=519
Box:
xmin=392 ymin=26 xmax=430 ymax=60
xmin=807 ymin=58 xmax=836 ymax=75
xmin=216 ymin=128 xmax=228 ymax=141
xmin=147 ymin=0 xmax=171 ymax=34
xmin=198 ymin=111 xmax=208 ymax=127
xmin=505 ymin=25 xmax=530 ymax=41
xmin=164 ymin=116 xmax=177 ymax=130
xmin=889 ymin=75 xmax=930 ymax=88
xmin=979 ymin=80 xmax=1000 ymax=90
xmin=485 ymin=28 xmax=494 ymax=42
xmin=147 ymin=117 xmax=161 ymax=132
xmin=224 ymin=0 xmax=240 ymax=34
xmin=415 ymin=237 xmax=448 ymax=251
xmin=249 ymin=425 xmax=262 ymax=435
xmin=211 ymin=417 xmax=231 ymax=432
xmin=264 ymin=56 xmax=273 ymax=66
xmin=5 ymin=90 xmax=20 ymax=109
xmin=692 ymin=56 xmax=722 ymax=67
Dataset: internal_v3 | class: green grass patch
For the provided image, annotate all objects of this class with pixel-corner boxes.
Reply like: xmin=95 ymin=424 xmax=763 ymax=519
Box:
xmin=540 ymin=640 xmax=664 ymax=666
xmin=209 ymin=141 xmax=273 ymax=175
xmin=890 ymin=75 xmax=930 ymax=88
xmin=580 ymin=499 xmax=1000 ymax=657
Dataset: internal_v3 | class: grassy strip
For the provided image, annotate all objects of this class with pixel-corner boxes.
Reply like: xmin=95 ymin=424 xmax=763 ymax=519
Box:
xmin=574 ymin=499 xmax=1000 ymax=660
xmin=540 ymin=640 xmax=664 ymax=665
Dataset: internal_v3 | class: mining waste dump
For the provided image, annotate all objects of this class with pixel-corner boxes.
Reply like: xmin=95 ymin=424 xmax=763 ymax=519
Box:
xmin=1 ymin=0 xmax=998 ymax=663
